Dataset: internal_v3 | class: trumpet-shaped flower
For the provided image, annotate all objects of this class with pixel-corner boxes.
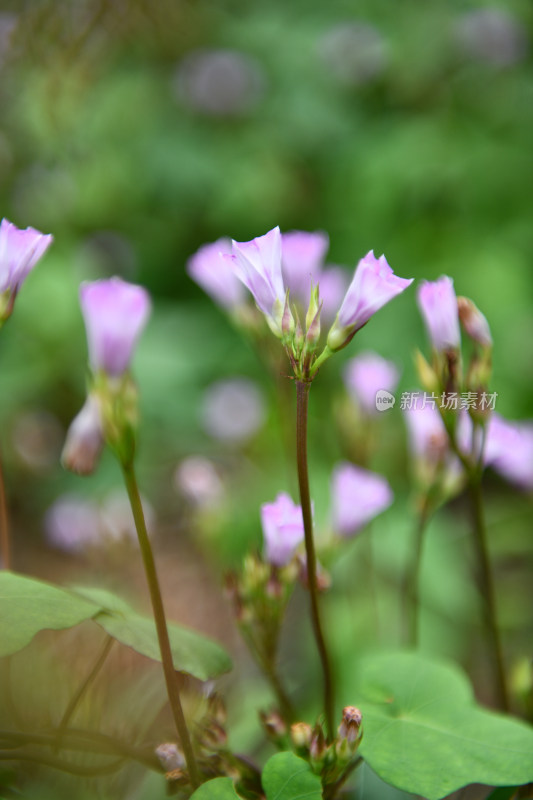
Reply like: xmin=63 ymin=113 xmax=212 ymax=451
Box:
xmin=261 ymin=492 xmax=304 ymax=566
xmin=0 ymin=219 xmax=53 ymax=319
xmin=80 ymin=278 xmax=151 ymax=377
xmin=187 ymin=238 xmax=245 ymax=310
xmin=229 ymin=226 xmax=285 ymax=335
xmin=331 ymin=462 xmax=393 ymax=537
xmin=417 ymin=276 xmax=461 ymax=352
xmin=344 ymin=351 xmax=399 ymax=415
xmin=327 ymin=252 xmax=413 ymax=351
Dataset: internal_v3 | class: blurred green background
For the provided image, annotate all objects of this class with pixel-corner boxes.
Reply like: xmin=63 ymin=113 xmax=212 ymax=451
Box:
xmin=0 ymin=1 xmax=532 ymax=797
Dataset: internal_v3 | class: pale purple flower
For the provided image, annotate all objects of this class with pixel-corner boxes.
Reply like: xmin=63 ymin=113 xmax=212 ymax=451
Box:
xmin=261 ymin=492 xmax=304 ymax=567
xmin=331 ymin=462 xmax=393 ymax=537
xmin=44 ymin=494 xmax=101 ymax=554
xmin=174 ymin=456 xmax=223 ymax=508
xmin=0 ymin=218 xmax=53 ymax=294
xmin=229 ymin=227 xmax=285 ymax=335
xmin=281 ymin=230 xmax=329 ymax=303
xmin=327 ymin=252 xmax=413 ymax=351
xmin=187 ymin=238 xmax=245 ymax=310
xmin=417 ymin=276 xmax=461 ymax=351
xmin=484 ymin=414 xmax=533 ymax=490
xmin=343 ymin=351 xmax=399 ymax=415
xmin=80 ymin=277 xmax=151 ymax=376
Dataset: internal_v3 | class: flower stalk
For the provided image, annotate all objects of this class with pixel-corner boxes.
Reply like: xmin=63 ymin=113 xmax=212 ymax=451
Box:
xmin=295 ymin=379 xmax=335 ymax=739
xmin=121 ymin=463 xmax=201 ymax=787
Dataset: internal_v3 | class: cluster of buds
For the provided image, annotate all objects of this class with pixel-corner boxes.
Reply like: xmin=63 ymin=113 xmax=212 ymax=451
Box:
xmin=289 ymin=707 xmax=363 ymax=788
xmin=226 ymin=554 xmax=298 ymax=672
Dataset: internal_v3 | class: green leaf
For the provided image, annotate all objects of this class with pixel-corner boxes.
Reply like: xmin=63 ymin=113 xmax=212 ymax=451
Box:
xmin=485 ymin=789 xmax=519 ymax=800
xmin=72 ymin=586 xmax=232 ymax=682
xmin=0 ymin=572 xmax=101 ymax=657
xmin=262 ymin=752 xmax=323 ymax=800
xmin=357 ymin=652 xmax=533 ymax=800
xmin=190 ymin=777 xmax=243 ymax=799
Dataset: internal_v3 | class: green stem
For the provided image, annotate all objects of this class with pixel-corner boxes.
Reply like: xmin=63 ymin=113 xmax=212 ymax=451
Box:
xmin=121 ymin=464 xmax=201 ymax=787
xmin=55 ymin=635 xmax=114 ymax=750
xmin=0 ymin=445 xmax=11 ymax=570
xmin=468 ymin=475 xmax=509 ymax=711
xmin=405 ymin=497 xmax=432 ymax=647
xmin=295 ymin=380 xmax=335 ymax=739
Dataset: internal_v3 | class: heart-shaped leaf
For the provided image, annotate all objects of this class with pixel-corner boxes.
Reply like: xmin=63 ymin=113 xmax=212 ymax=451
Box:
xmin=190 ymin=777 xmax=243 ymax=798
xmin=357 ymin=651 xmax=533 ymax=800
xmin=72 ymin=586 xmax=232 ymax=681
xmin=262 ymin=752 xmax=323 ymax=800
xmin=0 ymin=571 xmax=100 ymax=657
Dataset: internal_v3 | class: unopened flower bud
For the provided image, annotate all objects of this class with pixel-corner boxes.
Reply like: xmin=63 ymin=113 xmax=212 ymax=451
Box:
xmin=336 ymin=706 xmax=363 ymax=764
xmin=260 ymin=709 xmax=287 ymax=742
xmin=457 ymin=296 xmax=492 ymax=348
xmin=309 ymin=723 xmax=328 ymax=770
xmin=305 ymin=284 xmax=320 ymax=331
xmin=61 ymin=395 xmax=104 ymax=475
xmin=281 ymin=290 xmax=295 ymax=340
xmin=338 ymin=706 xmax=362 ymax=743
xmin=414 ymin=349 xmax=439 ymax=394
xmin=155 ymin=742 xmax=185 ymax=772
xmin=290 ymin=721 xmax=313 ymax=753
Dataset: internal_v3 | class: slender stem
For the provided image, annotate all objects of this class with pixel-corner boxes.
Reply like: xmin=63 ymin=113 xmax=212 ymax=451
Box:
xmin=263 ymin=658 xmax=295 ymax=723
xmin=295 ymin=380 xmax=335 ymax=739
xmin=468 ymin=475 xmax=509 ymax=711
xmin=121 ymin=464 xmax=201 ymax=787
xmin=0 ymin=445 xmax=11 ymax=570
xmin=405 ymin=497 xmax=432 ymax=647
xmin=55 ymin=635 xmax=114 ymax=750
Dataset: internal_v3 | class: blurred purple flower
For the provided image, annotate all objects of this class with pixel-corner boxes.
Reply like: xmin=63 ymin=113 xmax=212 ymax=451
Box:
xmin=281 ymin=230 xmax=329 ymax=304
xmin=174 ymin=456 xmax=223 ymax=508
xmin=317 ymin=266 xmax=349 ymax=323
xmin=229 ymin=227 xmax=285 ymax=335
xmin=455 ymin=9 xmax=529 ymax=68
xmin=44 ymin=494 xmax=101 ymax=554
xmin=0 ymin=218 xmax=53 ymax=295
xmin=202 ymin=377 xmax=265 ymax=443
xmin=328 ymin=252 xmax=413 ymax=351
xmin=175 ymin=48 xmax=265 ymax=116
xmin=331 ymin=462 xmax=393 ymax=537
xmin=187 ymin=238 xmax=245 ymax=311
xmin=343 ymin=351 xmax=399 ymax=415
xmin=417 ymin=276 xmax=460 ymax=351
xmin=80 ymin=277 xmax=151 ymax=376
xmin=261 ymin=492 xmax=304 ymax=567
xmin=319 ymin=22 xmax=388 ymax=86
xmin=484 ymin=413 xmax=533 ymax=490
xmin=403 ymin=404 xmax=449 ymax=464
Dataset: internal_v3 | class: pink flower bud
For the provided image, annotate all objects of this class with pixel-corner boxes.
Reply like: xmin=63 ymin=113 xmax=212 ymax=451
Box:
xmin=338 ymin=706 xmax=362 ymax=744
xmin=343 ymin=351 xmax=399 ymax=415
xmin=457 ymin=296 xmax=492 ymax=347
xmin=261 ymin=492 xmax=305 ymax=567
xmin=61 ymin=395 xmax=104 ymax=475
xmin=417 ymin=276 xmax=461 ymax=351
xmin=327 ymin=252 xmax=413 ymax=351
xmin=331 ymin=462 xmax=393 ymax=537
xmin=80 ymin=278 xmax=151 ymax=377
xmin=187 ymin=238 xmax=245 ymax=310
xmin=229 ymin=226 xmax=285 ymax=335
xmin=484 ymin=413 xmax=533 ymax=490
